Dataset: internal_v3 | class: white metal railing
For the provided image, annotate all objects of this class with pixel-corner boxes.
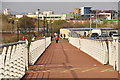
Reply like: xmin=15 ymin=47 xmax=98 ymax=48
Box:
xmin=29 ymin=37 xmax=51 ymax=65
xmin=69 ymin=37 xmax=108 ymax=64
xmin=45 ymin=37 xmax=51 ymax=48
xmin=118 ymin=42 xmax=120 ymax=73
xmin=69 ymin=37 xmax=80 ymax=48
xmin=69 ymin=37 xmax=120 ymax=72
xmin=0 ymin=41 xmax=28 ymax=79
xmin=108 ymin=39 xmax=119 ymax=70
xmin=0 ymin=37 xmax=51 ymax=79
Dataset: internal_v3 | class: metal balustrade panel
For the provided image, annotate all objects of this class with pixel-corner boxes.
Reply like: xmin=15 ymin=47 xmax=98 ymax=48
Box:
xmin=0 ymin=41 xmax=27 ymax=79
xmin=69 ymin=37 xmax=120 ymax=72
xmin=69 ymin=37 xmax=109 ymax=64
xmin=4 ymin=46 xmax=12 ymax=78
xmin=108 ymin=39 xmax=119 ymax=70
xmin=29 ymin=37 xmax=51 ymax=65
xmin=0 ymin=47 xmax=7 ymax=78
xmin=0 ymin=37 xmax=51 ymax=79
xmin=118 ymin=42 xmax=120 ymax=73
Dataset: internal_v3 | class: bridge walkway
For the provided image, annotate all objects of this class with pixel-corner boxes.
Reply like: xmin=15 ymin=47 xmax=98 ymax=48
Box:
xmin=22 ymin=40 xmax=118 ymax=80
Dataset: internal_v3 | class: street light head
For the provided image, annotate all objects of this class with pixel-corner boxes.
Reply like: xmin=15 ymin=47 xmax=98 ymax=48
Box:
xmin=38 ymin=9 xmax=40 ymax=11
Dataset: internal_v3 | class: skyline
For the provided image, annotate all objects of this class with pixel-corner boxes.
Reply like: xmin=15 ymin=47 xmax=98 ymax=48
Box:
xmin=2 ymin=2 xmax=118 ymax=14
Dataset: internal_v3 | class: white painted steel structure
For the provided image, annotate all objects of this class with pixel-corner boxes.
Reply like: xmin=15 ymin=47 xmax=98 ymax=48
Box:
xmin=0 ymin=41 xmax=28 ymax=80
xmin=29 ymin=37 xmax=51 ymax=65
xmin=0 ymin=37 xmax=51 ymax=79
xmin=69 ymin=37 xmax=120 ymax=72
xmin=118 ymin=41 xmax=120 ymax=73
xmin=69 ymin=37 xmax=108 ymax=64
xmin=108 ymin=39 xmax=120 ymax=70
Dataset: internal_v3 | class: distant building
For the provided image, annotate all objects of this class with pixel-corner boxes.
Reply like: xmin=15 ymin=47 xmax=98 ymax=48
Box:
xmin=42 ymin=11 xmax=54 ymax=15
xmin=15 ymin=14 xmax=70 ymax=20
xmin=69 ymin=7 xmax=92 ymax=20
xmin=69 ymin=12 xmax=74 ymax=15
xmin=3 ymin=9 xmax=11 ymax=15
xmin=27 ymin=13 xmax=34 ymax=15
xmin=16 ymin=15 xmax=24 ymax=18
xmin=36 ymin=11 xmax=41 ymax=15
xmin=99 ymin=13 xmax=112 ymax=20
xmin=27 ymin=14 xmax=37 ymax=18
xmin=69 ymin=6 xmax=117 ymax=20
xmin=15 ymin=10 xmax=69 ymax=20
xmin=37 ymin=14 xmax=68 ymax=20
xmin=74 ymin=8 xmax=81 ymax=14
xmin=81 ymin=6 xmax=92 ymax=15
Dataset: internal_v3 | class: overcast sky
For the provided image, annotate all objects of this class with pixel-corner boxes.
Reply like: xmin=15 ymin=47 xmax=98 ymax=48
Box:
xmin=1 ymin=2 xmax=119 ymax=14
xmin=1 ymin=0 xmax=120 ymax=2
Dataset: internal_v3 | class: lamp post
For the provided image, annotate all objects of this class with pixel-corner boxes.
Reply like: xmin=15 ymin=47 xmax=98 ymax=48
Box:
xmin=96 ymin=10 xmax=98 ymax=28
xmin=16 ymin=20 xmax=19 ymax=41
xmin=43 ymin=15 xmax=46 ymax=36
xmin=38 ymin=9 xmax=40 ymax=35
xmin=46 ymin=14 xmax=48 ymax=36
xmin=48 ymin=20 xmax=53 ymax=36
xmin=50 ymin=21 xmax=53 ymax=36
xmin=90 ymin=13 xmax=92 ymax=33
xmin=89 ymin=10 xmax=92 ymax=35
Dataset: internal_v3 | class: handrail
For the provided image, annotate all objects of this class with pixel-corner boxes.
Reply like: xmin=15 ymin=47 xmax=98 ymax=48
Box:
xmin=0 ymin=37 xmax=51 ymax=79
xmin=0 ymin=37 xmax=49 ymax=47
xmin=73 ymin=37 xmax=113 ymax=41
xmin=0 ymin=40 xmax=26 ymax=47
xmin=32 ymin=37 xmax=45 ymax=42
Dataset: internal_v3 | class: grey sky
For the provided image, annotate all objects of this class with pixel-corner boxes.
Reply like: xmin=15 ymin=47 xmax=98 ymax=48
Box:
xmin=2 ymin=2 xmax=119 ymax=14
xmin=1 ymin=0 xmax=120 ymax=2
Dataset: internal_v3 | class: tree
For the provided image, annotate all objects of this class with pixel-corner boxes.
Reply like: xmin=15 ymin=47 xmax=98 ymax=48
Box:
xmin=18 ymin=16 xmax=35 ymax=33
xmin=51 ymin=20 xmax=72 ymax=33
xmin=2 ymin=15 xmax=11 ymax=31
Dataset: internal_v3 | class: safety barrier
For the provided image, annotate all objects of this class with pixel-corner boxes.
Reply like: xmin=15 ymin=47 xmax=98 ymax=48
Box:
xmin=108 ymin=39 xmax=120 ymax=70
xmin=0 ymin=37 xmax=51 ymax=79
xmin=69 ymin=37 xmax=108 ymax=64
xmin=45 ymin=37 xmax=51 ymax=48
xmin=29 ymin=37 xmax=51 ymax=65
xmin=118 ymin=42 xmax=120 ymax=73
xmin=69 ymin=37 xmax=120 ymax=72
xmin=69 ymin=37 xmax=80 ymax=48
xmin=0 ymin=41 xmax=28 ymax=79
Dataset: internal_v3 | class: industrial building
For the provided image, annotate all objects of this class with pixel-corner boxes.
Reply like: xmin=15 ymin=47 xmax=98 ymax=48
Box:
xmin=81 ymin=6 xmax=92 ymax=15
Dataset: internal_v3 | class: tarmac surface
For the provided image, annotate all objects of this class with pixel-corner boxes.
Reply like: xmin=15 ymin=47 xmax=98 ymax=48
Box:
xmin=22 ymin=40 xmax=119 ymax=80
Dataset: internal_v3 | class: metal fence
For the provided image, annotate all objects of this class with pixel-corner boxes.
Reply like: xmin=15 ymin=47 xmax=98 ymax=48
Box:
xmin=0 ymin=37 xmax=51 ymax=80
xmin=0 ymin=41 xmax=28 ymax=79
xmin=29 ymin=37 xmax=51 ymax=65
xmin=69 ymin=37 xmax=120 ymax=72
xmin=108 ymin=39 xmax=120 ymax=71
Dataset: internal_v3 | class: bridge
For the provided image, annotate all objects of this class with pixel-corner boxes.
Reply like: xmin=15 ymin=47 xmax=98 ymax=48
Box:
xmin=0 ymin=37 xmax=120 ymax=80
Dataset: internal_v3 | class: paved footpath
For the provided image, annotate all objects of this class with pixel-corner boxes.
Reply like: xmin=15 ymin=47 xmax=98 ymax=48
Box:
xmin=22 ymin=40 xmax=119 ymax=80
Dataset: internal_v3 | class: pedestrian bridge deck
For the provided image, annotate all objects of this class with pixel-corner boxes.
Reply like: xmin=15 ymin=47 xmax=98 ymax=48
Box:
xmin=22 ymin=40 xmax=118 ymax=80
